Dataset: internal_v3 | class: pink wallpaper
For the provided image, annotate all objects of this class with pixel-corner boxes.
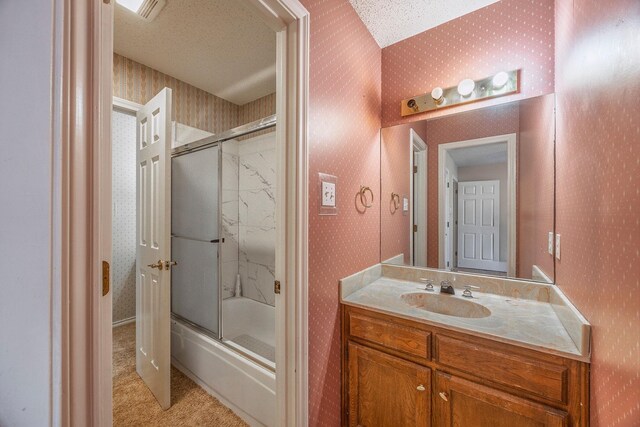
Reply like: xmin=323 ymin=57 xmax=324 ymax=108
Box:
xmin=380 ymin=122 xmax=427 ymax=264
xmin=424 ymin=103 xmax=520 ymax=268
xmin=554 ymin=1 xmax=640 ymax=426
xmin=517 ymin=94 xmax=555 ymax=280
xmin=300 ymin=0 xmax=382 ymax=425
xmin=380 ymin=0 xmax=555 ymax=127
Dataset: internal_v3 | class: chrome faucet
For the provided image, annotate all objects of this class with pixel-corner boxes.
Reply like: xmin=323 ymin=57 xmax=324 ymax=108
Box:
xmin=440 ymin=280 xmax=455 ymax=295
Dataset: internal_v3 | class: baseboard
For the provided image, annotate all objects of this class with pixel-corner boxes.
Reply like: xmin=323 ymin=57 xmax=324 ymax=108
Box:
xmin=171 ymin=357 xmax=265 ymax=427
xmin=112 ymin=316 xmax=135 ymax=328
xmin=532 ymin=265 xmax=552 ymax=283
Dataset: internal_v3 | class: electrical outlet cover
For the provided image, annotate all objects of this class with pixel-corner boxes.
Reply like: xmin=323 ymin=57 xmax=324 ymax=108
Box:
xmin=548 ymin=232 xmax=554 ymax=255
xmin=555 ymin=234 xmax=561 ymax=260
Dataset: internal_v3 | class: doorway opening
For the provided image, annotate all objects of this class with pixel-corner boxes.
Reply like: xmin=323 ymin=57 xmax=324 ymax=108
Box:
xmin=438 ymin=134 xmax=517 ymax=276
xmin=60 ymin=0 xmax=309 ymax=424
xmin=109 ymin=0 xmax=281 ymax=425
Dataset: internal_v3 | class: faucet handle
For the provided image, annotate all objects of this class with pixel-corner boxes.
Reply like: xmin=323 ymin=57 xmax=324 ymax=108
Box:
xmin=419 ymin=278 xmax=434 ymax=291
xmin=462 ymin=285 xmax=480 ymax=298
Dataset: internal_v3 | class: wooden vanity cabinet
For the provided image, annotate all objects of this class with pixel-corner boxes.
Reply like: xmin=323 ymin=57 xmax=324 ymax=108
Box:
xmin=347 ymin=343 xmax=431 ymax=427
xmin=434 ymin=372 xmax=568 ymax=427
xmin=341 ymin=305 xmax=589 ymax=427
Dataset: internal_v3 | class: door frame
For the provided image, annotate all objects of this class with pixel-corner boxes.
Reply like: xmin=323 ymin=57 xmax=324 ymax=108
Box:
xmin=437 ymin=134 xmax=517 ymax=276
xmin=55 ymin=0 xmax=310 ymax=425
xmin=409 ymin=129 xmax=427 ymax=267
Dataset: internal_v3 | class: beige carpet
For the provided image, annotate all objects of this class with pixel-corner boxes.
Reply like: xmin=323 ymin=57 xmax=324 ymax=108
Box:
xmin=113 ymin=323 xmax=248 ymax=427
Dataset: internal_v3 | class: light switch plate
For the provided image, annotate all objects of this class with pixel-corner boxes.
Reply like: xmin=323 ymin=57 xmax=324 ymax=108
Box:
xmin=548 ymin=232 xmax=554 ymax=255
xmin=322 ymin=181 xmax=336 ymax=207
xmin=403 ymin=197 xmax=409 ymax=212
xmin=318 ymin=173 xmax=338 ymax=215
xmin=555 ymin=234 xmax=561 ymax=260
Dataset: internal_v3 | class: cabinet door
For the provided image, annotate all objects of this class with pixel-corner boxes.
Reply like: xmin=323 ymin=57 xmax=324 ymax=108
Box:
xmin=348 ymin=342 xmax=431 ymax=427
xmin=434 ymin=372 xmax=568 ymax=427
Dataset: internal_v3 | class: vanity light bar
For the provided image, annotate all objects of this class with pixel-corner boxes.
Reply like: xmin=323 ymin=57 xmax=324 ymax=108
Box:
xmin=400 ymin=70 xmax=520 ymax=117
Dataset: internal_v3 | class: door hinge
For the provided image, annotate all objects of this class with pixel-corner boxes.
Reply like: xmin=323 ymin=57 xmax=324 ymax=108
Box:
xmin=413 ymin=224 xmax=418 ymax=232
xmin=274 ymin=280 xmax=281 ymax=294
xmin=413 ymin=165 xmax=418 ymax=173
xmin=447 ymin=221 xmax=450 ymax=228
xmin=447 ymin=182 xmax=450 ymax=188
xmin=446 ymin=261 xmax=450 ymax=267
xmin=102 ymin=261 xmax=110 ymax=296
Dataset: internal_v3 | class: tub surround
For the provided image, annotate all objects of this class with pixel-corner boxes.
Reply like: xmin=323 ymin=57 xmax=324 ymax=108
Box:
xmin=340 ymin=264 xmax=590 ymax=361
xmin=221 ymin=133 xmax=277 ymax=306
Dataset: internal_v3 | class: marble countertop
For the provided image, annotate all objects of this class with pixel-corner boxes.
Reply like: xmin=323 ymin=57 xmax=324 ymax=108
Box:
xmin=341 ymin=272 xmax=590 ymax=362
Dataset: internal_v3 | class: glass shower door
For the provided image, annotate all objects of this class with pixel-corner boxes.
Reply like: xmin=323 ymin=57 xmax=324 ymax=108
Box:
xmin=170 ymin=145 xmax=220 ymax=337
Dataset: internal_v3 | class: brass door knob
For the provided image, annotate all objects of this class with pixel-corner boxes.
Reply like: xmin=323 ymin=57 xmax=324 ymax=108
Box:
xmin=147 ymin=260 xmax=163 ymax=270
xmin=416 ymin=384 xmax=426 ymax=391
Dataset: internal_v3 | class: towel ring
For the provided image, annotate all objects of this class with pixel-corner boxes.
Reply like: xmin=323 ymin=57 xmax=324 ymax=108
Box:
xmin=359 ymin=186 xmax=374 ymax=208
xmin=391 ymin=192 xmax=400 ymax=210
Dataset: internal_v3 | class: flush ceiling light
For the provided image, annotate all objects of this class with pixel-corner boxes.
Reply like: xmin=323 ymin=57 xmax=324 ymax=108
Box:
xmin=492 ymin=71 xmax=510 ymax=89
xmin=431 ymin=87 xmax=445 ymax=105
xmin=116 ymin=0 xmax=144 ymax=13
xmin=457 ymin=79 xmax=475 ymax=97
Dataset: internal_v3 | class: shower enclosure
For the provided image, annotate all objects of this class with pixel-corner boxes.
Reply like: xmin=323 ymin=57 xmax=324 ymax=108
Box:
xmin=170 ymin=116 xmax=277 ymax=372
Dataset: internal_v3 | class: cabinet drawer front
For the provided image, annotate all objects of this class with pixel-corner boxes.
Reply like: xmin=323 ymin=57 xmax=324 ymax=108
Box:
xmin=349 ymin=313 xmax=430 ymax=359
xmin=435 ymin=335 xmax=567 ymax=403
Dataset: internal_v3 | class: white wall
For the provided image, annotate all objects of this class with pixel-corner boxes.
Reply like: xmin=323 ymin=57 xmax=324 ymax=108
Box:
xmin=112 ymin=110 xmax=137 ymax=322
xmin=0 ymin=1 xmax=54 ymax=425
xmin=457 ymin=162 xmax=509 ymax=262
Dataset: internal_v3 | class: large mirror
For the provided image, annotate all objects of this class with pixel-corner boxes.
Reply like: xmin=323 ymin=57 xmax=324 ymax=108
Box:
xmin=380 ymin=94 xmax=555 ymax=283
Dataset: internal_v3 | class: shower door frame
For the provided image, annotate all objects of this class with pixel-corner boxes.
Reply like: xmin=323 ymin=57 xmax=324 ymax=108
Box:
xmin=55 ymin=0 xmax=310 ymax=426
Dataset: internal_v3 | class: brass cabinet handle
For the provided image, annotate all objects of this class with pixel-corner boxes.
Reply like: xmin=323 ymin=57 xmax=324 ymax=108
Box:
xmin=416 ymin=384 xmax=426 ymax=392
xmin=439 ymin=391 xmax=449 ymax=401
xmin=147 ymin=260 xmax=163 ymax=270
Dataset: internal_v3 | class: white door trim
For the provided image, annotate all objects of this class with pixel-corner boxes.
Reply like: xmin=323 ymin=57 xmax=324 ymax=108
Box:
xmin=113 ymin=96 xmax=142 ymax=113
xmin=54 ymin=0 xmax=310 ymax=425
xmin=437 ymin=133 xmax=517 ymax=277
xmin=410 ymin=130 xmax=427 ymax=267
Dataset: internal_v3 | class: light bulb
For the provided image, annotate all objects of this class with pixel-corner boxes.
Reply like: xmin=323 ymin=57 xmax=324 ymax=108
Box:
xmin=492 ymin=71 xmax=509 ymax=89
xmin=457 ymin=79 xmax=475 ymax=97
xmin=431 ymin=87 xmax=444 ymax=104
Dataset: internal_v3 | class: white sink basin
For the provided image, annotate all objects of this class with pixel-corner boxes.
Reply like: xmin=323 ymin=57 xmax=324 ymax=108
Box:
xmin=401 ymin=292 xmax=491 ymax=318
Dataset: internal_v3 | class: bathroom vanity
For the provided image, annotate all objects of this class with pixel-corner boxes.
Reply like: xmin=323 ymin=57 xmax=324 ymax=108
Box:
xmin=340 ymin=265 xmax=590 ymax=427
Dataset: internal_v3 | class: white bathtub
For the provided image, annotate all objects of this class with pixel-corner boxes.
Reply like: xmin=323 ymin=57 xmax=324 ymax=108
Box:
xmin=171 ymin=297 xmax=276 ymax=426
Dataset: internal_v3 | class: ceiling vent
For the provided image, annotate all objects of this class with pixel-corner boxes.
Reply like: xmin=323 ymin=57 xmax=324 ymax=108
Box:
xmin=138 ymin=0 xmax=166 ymax=21
xmin=116 ymin=0 xmax=166 ymax=21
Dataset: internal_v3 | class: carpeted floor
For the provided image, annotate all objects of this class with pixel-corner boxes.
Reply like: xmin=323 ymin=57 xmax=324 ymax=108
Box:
xmin=113 ymin=322 xmax=248 ymax=427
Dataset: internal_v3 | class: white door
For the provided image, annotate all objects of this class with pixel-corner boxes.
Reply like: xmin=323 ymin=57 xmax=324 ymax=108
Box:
xmin=457 ymin=180 xmax=505 ymax=272
xmin=136 ymin=88 xmax=172 ymax=409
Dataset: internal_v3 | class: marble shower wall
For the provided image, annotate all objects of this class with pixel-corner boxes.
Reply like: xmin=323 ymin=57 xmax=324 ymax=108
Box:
xmin=221 ymin=133 xmax=276 ymax=306
xmin=221 ymin=142 xmax=240 ymax=300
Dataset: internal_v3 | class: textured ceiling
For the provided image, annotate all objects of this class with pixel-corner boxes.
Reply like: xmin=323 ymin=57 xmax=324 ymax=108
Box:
xmin=114 ymin=0 xmax=276 ymax=105
xmin=449 ymin=142 xmax=507 ymax=167
xmin=349 ymin=0 xmax=500 ymax=48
